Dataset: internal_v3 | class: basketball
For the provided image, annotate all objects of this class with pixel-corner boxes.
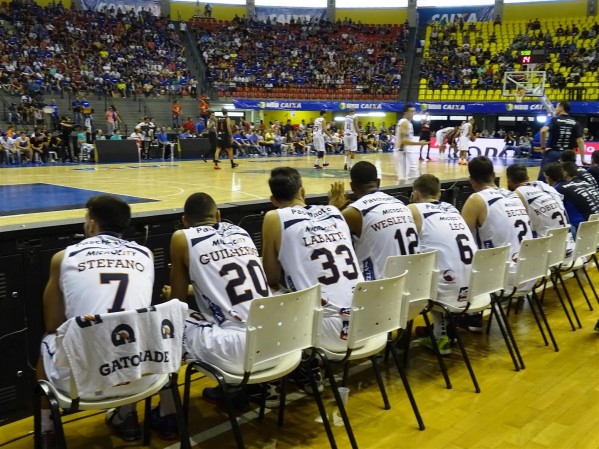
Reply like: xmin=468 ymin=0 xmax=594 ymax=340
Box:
xmin=470 ymin=136 xmax=476 ymax=142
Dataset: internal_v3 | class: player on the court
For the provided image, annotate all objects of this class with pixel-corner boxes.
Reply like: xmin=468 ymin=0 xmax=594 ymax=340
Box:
xmin=262 ymin=167 xmax=363 ymax=354
xmin=216 ymin=108 xmax=238 ymax=169
xmin=394 ymin=104 xmax=428 ymax=183
xmin=435 ymin=126 xmax=455 ymax=159
xmin=343 ymin=107 xmax=359 ymax=170
xmin=313 ymin=109 xmax=331 ymax=170
xmin=506 ymin=163 xmax=575 ymax=258
xmin=457 ymin=118 xmax=475 ymax=166
xmin=328 ymin=161 xmax=420 ymax=280
xmin=38 ymin=195 xmax=155 ymax=445
xmin=461 ymin=156 xmax=533 ymax=329
xmin=409 ymin=174 xmax=478 ymax=354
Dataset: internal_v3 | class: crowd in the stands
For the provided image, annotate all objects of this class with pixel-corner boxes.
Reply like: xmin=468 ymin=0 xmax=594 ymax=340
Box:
xmin=0 ymin=0 xmax=189 ymax=99
xmin=192 ymin=16 xmax=407 ymax=96
xmin=420 ymin=17 xmax=599 ymax=91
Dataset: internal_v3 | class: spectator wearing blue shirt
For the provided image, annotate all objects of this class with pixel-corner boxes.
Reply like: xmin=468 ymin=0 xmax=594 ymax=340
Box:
xmin=195 ymin=117 xmax=206 ymax=135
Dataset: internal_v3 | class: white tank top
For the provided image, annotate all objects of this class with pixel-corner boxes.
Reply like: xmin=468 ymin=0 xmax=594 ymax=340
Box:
xmin=276 ymin=205 xmax=363 ymax=316
xmin=314 ymin=117 xmax=325 ymax=135
xmin=350 ymin=191 xmax=419 ymax=281
xmin=413 ymin=202 xmax=477 ymax=301
xmin=396 ymin=118 xmax=418 ymax=153
xmin=515 ymin=182 xmax=575 ymax=256
xmin=184 ymin=222 xmax=268 ymax=329
xmin=475 ymin=188 xmax=532 ymax=266
xmin=60 ymin=234 xmax=154 ymax=318
xmin=460 ymin=122 xmax=472 ymax=138
xmin=344 ymin=115 xmax=356 ymax=136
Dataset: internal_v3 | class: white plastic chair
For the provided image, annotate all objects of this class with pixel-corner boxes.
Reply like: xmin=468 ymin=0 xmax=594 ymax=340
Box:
xmin=318 ymin=273 xmax=425 ymax=431
xmin=587 ymin=213 xmax=599 ymax=271
xmin=183 ymin=285 xmax=345 ymax=449
xmin=556 ymin=220 xmax=599 ymax=319
xmin=432 ymin=246 xmax=510 ymax=393
xmin=490 ymin=236 xmax=557 ymax=372
xmin=383 ymin=251 xmax=452 ymax=390
xmin=33 ymin=299 xmax=191 ymax=449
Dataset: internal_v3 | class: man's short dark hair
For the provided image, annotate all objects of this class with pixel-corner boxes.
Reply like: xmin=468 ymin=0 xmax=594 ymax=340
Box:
xmin=86 ymin=194 xmax=131 ymax=234
xmin=320 ymin=109 xmax=326 ymax=116
xmin=221 ymin=108 xmax=228 ymax=115
xmin=544 ymin=162 xmax=565 ymax=182
xmin=592 ymin=150 xmax=599 ymax=165
xmin=506 ymin=163 xmax=529 ymax=184
xmin=558 ymin=101 xmax=571 ymax=113
xmin=560 ymin=149 xmax=577 ymax=163
xmin=184 ymin=192 xmax=217 ymax=223
xmin=403 ymin=103 xmax=415 ymax=114
xmin=562 ymin=161 xmax=579 ymax=178
xmin=468 ymin=156 xmax=495 ymax=184
xmin=413 ymin=174 xmax=440 ymax=198
xmin=350 ymin=161 xmax=378 ymax=186
xmin=268 ymin=167 xmax=302 ymax=201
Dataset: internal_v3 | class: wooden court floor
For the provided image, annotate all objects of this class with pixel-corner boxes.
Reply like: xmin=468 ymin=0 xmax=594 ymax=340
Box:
xmin=0 ymin=152 xmax=541 ymax=228
xmin=1 ymin=275 xmax=599 ymax=449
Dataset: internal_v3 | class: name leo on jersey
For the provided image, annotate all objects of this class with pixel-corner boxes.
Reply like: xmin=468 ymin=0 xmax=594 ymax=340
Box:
xmin=99 ymin=350 xmax=170 ymax=376
xmin=77 ymin=259 xmax=146 ymax=272
xmin=302 ymin=231 xmax=346 ymax=246
xmin=371 ymin=215 xmax=414 ymax=231
xmin=199 ymin=246 xmax=258 ymax=264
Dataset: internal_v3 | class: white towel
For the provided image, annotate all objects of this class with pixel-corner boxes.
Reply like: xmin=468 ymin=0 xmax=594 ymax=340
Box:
xmin=57 ymin=299 xmax=188 ymax=397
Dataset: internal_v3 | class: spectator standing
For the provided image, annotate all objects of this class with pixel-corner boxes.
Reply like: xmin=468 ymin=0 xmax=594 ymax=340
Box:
xmin=172 ymin=101 xmax=182 ymax=129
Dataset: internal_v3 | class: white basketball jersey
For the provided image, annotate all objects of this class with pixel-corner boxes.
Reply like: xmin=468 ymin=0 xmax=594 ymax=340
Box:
xmin=475 ymin=188 xmax=532 ymax=265
xmin=516 ymin=182 xmax=575 ymax=256
xmin=60 ymin=234 xmax=154 ymax=319
xmin=184 ymin=222 xmax=268 ymax=329
xmin=314 ymin=117 xmax=325 ymax=135
xmin=349 ymin=191 xmax=419 ymax=281
xmin=276 ymin=205 xmax=363 ymax=316
xmin=344 ymin=115 xmax=357 ymax=136
xmin=396 ymin=118 xmax=418 ymax=153
xmin=460 ymin=122 xmax=472 ymax=138
xmin=413 ymin=202 xmax=476 ymax=302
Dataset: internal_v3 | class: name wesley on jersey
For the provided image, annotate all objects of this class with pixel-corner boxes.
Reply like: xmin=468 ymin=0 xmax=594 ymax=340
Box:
xmin=371 ymin=215 xmax=414 ymax=231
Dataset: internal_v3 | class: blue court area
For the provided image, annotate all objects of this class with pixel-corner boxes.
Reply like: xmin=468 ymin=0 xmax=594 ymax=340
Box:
xmin=0 ymin=184 xmax=157 ymax=216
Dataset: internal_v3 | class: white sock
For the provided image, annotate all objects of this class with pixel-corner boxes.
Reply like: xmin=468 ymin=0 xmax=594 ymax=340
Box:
xmin=111 ymin=404 xmax=135 ymax=424
xmin=343 ymin=156 xmax=348 ymax=164
xmin=41 ymin=409 xmax=54 ymax=433
xmin=159 ymin=390 xmax=177 ymax=416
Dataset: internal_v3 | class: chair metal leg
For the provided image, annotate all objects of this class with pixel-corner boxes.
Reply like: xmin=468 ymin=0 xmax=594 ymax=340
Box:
xmin=581 ymin=266 xmax=599 ymax=304
xmin=524 ymin=293 xmax=548 ymax=346
xmin=491 ymin=297 xmax=524 ymax=371
xmin=317 ymin=350 xmax=359 ymax=449
xmin=422 ymin=312 xmax=452 ymax=389
xmin=258 ymin=383 xmax=267 ymax=420
xmin=573 ymin=270 xmax=594 ymax=311
xmin=309 ymin=371 xmax=337 ymax=449
xmin=369 ymin=356 xmax=390 ymax=410
xmin=143 ymin=397 xmax=152 ymax=446
xmin=170 ymin=373 xmax=192 ymax=449
xmin=342 ymin=361 xmax=351 ymax=387
xmin=34 ymin=382 xmax=67 ymax=449
xmin=277 ymin=377 xmax=287 ymax=427
xmin=389 ymin=345 xmax=425 ymax=430
xmin=183 ymin=363 xmax=195 ymax=423
xmin=219 ymin=377 xmax=245 ymax=449
xmin=529 ymin=289 xmax=559 ymax=352
xmin=445 ymin=312 xmax=481 ymax=393
xmin=402 ymin=321 xmax=413 ymax=366
xmin=550 ymin=271 xmax=577 ymax=331
xmin=556 ymin=271 xmax=583 ymax=328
